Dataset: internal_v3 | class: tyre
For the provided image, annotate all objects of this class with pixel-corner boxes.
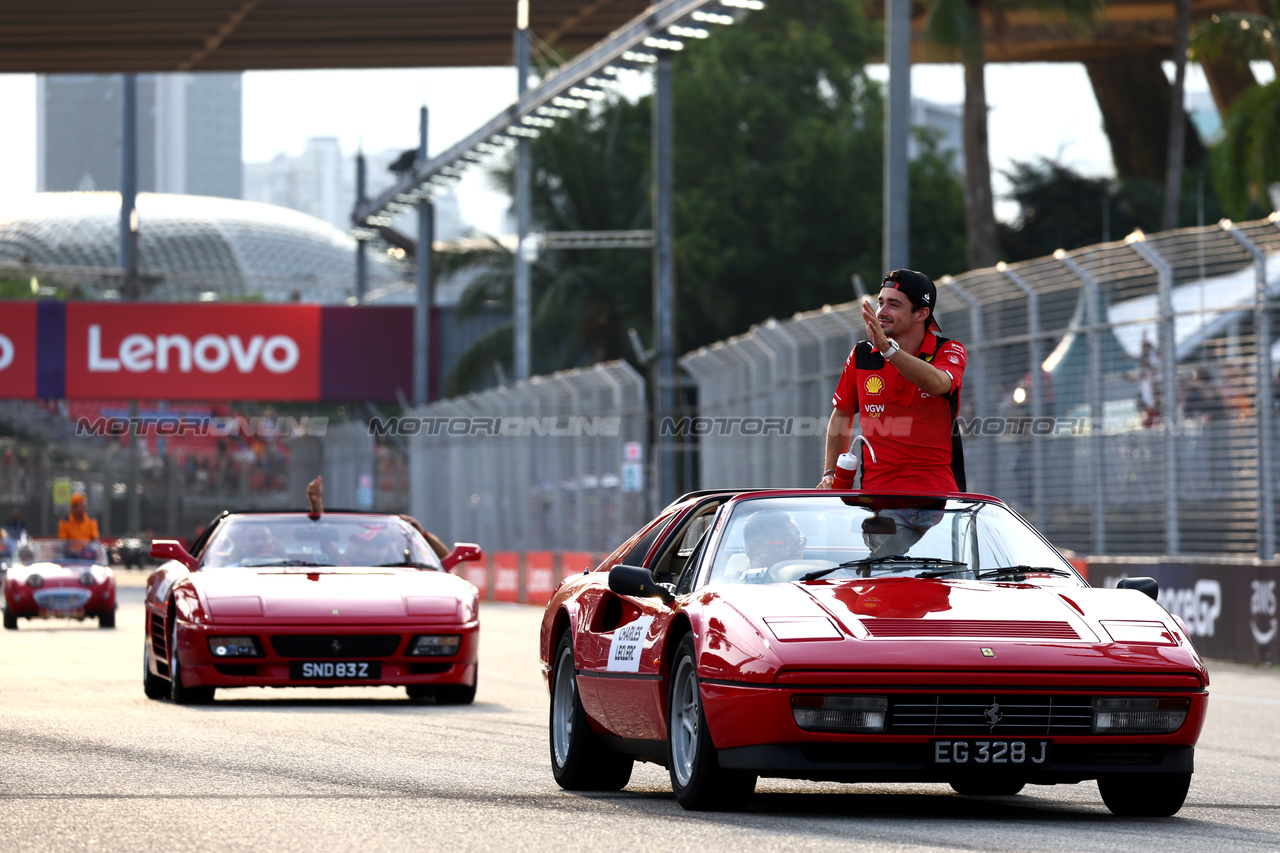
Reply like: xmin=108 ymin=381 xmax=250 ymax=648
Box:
xmin=405 ymin=685 xmax=432 ymax=703
xmin=434 ymin=681 xmax=477 ymax=705
xmin=667 ymin=633 xmax=756 ymax=810
xmin=143 ymin=640 xmax=168 ymax=700
xmin=1098 ymin=772 xmax=1191 ymax=817
xmin=168 ymin=616 xmax=215 ymax=704
xmin=3 ymin=608 xmax=16 ymax=630
xmin=950 ymin=780 xmax=1025 ymax=796
xmin=98 ymin=609 xmax=116 ymax=629
xmin=549 ymin=632 xmax=633 ymax=790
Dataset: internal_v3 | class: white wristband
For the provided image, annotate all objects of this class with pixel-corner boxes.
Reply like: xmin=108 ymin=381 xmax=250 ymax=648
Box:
xmin=883 ymin=339 xmax=900 ymax=360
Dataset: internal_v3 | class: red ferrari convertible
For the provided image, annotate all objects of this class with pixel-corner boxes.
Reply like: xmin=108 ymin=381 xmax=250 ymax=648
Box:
xmin=145 ymin=510 xmax=482 ymax=704
xmin=3 ymin=539 xmax=116 ymax=629
xmin=540 ymin=490 xmax=1208 ymax=816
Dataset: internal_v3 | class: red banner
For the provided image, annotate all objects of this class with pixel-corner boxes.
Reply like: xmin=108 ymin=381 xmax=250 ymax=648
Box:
xmin=524 ymin=551 xmax=555 ymax=605
xmin=0 ymin=302 xmax=37 ymax=398
xmin=493 ymin=552 xmax=520 ymax=603
xmin=64 ymin=303 xmax=321 ymax=400
xmin=559 ymin=551 xmax=597 ymax=582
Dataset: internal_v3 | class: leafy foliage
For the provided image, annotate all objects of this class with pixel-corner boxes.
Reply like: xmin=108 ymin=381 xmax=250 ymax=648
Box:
xmin=449 ymin=0 xmax=969 ymax=394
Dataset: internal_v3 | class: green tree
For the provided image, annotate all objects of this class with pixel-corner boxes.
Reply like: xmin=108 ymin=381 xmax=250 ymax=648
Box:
xmin=674 ymin=0 xmax=966 ymax=347
xmin=922 ymin=0 xmax=1101 ymax=268
xmin=1191 ymin=2 xmax=1280 ymax=217
xmin=448 ymin=0 xmax=969 ymax=394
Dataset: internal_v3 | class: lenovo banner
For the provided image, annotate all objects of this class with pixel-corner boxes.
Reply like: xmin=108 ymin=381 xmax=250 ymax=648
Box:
xmin=5 ymin=301 xmax=415 ymax=401
xmin=0 ymin=302 xmax=37 ymax=398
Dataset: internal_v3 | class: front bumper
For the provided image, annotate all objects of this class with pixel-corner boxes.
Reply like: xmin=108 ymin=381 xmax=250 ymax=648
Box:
xmin=170 ymin=619 xmax=480 ymax=689
xmin=701 ymin=674 xmax=1206 ymax=784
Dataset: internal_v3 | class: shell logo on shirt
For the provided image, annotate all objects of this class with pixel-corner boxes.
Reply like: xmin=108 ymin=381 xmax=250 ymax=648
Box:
xmin=864 ymin=375 xmax=885 ymax=396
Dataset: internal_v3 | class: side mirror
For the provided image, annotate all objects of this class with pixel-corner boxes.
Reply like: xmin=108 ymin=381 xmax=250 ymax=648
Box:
xmin=1117 ymin=576 xmax=1159 ymax=601
xmin=150 ymin=539 xmax=198 ymax=571
xmin=609 ymin=564 xmax=675 ymax=605
xmin=442 ymin=543 xmax=483 ymax=572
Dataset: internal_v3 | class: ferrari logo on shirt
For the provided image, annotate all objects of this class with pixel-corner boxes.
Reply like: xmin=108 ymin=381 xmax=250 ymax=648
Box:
xmin=864 ymin=375 xmax=885 ymax=396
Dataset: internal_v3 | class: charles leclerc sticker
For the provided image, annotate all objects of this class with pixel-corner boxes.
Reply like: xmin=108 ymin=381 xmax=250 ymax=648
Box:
xmin=606 ymin=616 xmax=655 ymax=673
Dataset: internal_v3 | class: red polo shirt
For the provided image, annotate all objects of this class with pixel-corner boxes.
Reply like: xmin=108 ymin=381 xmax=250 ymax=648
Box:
xmin=831 ymin=332 xmax=967 ymax=492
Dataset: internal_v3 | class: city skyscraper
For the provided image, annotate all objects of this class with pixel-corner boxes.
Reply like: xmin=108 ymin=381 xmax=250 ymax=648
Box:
xmin=37 ymin=73 xmax=242 ymax=199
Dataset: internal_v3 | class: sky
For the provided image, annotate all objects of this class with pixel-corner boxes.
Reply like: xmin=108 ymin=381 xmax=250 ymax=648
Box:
xmin=0 ymin=60 xmax=1261 ymax=235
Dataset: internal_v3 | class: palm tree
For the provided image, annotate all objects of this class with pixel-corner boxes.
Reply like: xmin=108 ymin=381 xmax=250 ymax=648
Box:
xmin=1191 ymin=1 xmax=1280 ymax=216
xmin=445 ymin=98 xmax=652 ymax=396
xmin=922 ymin=0 xmax=1101 ymax=269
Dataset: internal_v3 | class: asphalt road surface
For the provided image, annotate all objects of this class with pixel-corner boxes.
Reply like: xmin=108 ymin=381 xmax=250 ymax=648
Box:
xmin=2 ymin=574 xmax=1279 ymax=852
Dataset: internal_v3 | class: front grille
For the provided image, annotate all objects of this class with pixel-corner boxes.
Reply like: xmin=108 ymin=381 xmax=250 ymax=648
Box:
xmin=889 ymin=694 xmax=1094 ymax=735
xmin=863 ymin=619 xmax=1081 ymax=640
xmin=33 ymin=589 xmax=91 ymax=610
xmin=269 ymin=635 xmax=402 ymax=658
xmin=214 ymin=664 xmax=258 ymax=676
xmin=408 ymin=663 xmax=451 ymax=674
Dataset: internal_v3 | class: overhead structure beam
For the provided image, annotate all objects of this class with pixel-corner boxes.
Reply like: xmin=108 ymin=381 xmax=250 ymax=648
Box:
xmin=354 ymin=0 xmax=755 ymax=229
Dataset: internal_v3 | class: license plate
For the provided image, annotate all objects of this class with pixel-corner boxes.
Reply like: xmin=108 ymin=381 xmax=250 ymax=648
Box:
xmin=932 ymin=739 xmax=1050 ymax=765
xmin=40 ymin=608 xmax=84 ymax=619
xmin=289 ymin=661 xmax=381 ymax=680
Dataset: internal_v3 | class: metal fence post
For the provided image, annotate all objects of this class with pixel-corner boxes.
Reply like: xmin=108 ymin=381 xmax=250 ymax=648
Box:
xmin=1055 ymin=251 xmax=1107 ymax=553
xmin=1127 ymin=233 xmax=1180 ymax=554
xmin=1221 ymin=220 xmax=1275 ymax=558
xmin=941 ymin=279 xmax=988 ymax=492
xmin=998 ymin=263 xmax=1045 ymax=530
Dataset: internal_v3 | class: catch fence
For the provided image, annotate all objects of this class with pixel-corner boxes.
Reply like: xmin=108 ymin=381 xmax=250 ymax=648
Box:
xmin=681 ymin=215 xmax=1280 ymax=558
xmin=406 ymin=360 xmax=650 ymax=552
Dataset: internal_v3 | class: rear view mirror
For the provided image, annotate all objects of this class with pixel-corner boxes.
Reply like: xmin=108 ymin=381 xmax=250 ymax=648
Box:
xmin=442 ymin=543 xmax=483 ymax=571
xmin=1117 ymin=576 xmax=1159 ymax=601
xmin=861 ymin=516 xmax=897 ymax=536
xmin=150 ymin=540 xmax=198 ymax=571
xmin=609 ymin=564 xmax=675 ymax=604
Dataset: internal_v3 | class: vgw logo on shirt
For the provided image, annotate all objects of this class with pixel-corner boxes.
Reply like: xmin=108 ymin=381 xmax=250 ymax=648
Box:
xmin=864 ymin=404 xmax=886 ymax=418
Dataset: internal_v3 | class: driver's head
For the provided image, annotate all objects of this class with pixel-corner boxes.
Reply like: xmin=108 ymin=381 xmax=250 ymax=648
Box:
xmin=17 ymin=546 xmax=34 ymax=565
xmin=239 ymin=524 xmax=276 ymax=556
xmin=347 ymin=530 xmax=399 ymax=566
xmin=743 ymin=510 xmax=805 ymax=568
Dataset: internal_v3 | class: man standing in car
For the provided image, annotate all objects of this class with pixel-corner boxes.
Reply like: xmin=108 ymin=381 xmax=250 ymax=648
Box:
xmin=819 ymin=269 xmax=968 ymax=492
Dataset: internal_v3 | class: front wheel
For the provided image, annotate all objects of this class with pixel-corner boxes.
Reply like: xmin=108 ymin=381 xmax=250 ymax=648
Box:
xmin=1098 ymin=772 xmax=1191 ymax=817
xmin=549 ymin=632 xmax=632 ymax=790
xmin=3 ymin=608 xmax=16 ymax=630
xmin=667 ymin=633 xmax=756 ymax=810
xmin=98 ymin=609 xmax=116 ymax=629
xmin=169 ymin=616 xmax=215 ymax=705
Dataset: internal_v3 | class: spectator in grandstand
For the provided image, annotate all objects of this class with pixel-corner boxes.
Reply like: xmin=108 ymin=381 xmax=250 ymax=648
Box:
xmin=306 ymin=476 xmax=449 ymax=560
xmin=819 ymin=270 xmax=968 ymax=491
xmin=57 ymin=493 xmax=99 ymax=541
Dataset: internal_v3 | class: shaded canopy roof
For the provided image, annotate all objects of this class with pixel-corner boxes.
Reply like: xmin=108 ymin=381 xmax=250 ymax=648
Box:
xmin=0 ymin=0 xmax=651 ymax=73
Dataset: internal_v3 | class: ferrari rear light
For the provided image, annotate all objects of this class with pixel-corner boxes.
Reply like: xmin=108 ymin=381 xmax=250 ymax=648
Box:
xmin=791 ymin=695 xmax=887 ymax=732
xmin=1092 ymin=697 xmax=1189 ymax=734
xmin=408 ymin=634 xmax=461 ymax=656
xmin=208 ymin=636 xmax=261 ymax=658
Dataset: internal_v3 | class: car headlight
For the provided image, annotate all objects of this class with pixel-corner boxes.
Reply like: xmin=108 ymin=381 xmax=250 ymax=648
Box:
xmin=26 ymin=574 xmax=43 ymax=589
xmin=79 ymin=572 xmax=95 ymax=587
xmin=408 ymin=634 xmax=461 ymax=656
xmin=207 ymin=636 xmax=261 ymax=657
xmin=792 ymin=695 xmax=888 ymax=732
xmin=1092 ymin=697 xmax=1189 ymax=733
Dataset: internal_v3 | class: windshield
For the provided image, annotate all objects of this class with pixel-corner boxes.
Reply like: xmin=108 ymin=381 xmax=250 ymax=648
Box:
xmin=705 ymin=495 xmax=1082 ymax=587
xmin=23 ymin=539 xmax=108 ymax=565
xmin=202 ymin=515 xmax=443 ymax=570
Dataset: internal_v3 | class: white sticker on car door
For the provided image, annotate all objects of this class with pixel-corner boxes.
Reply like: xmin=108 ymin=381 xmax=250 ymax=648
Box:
xmin=606 ymin=615 xmax=655 ymax=673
